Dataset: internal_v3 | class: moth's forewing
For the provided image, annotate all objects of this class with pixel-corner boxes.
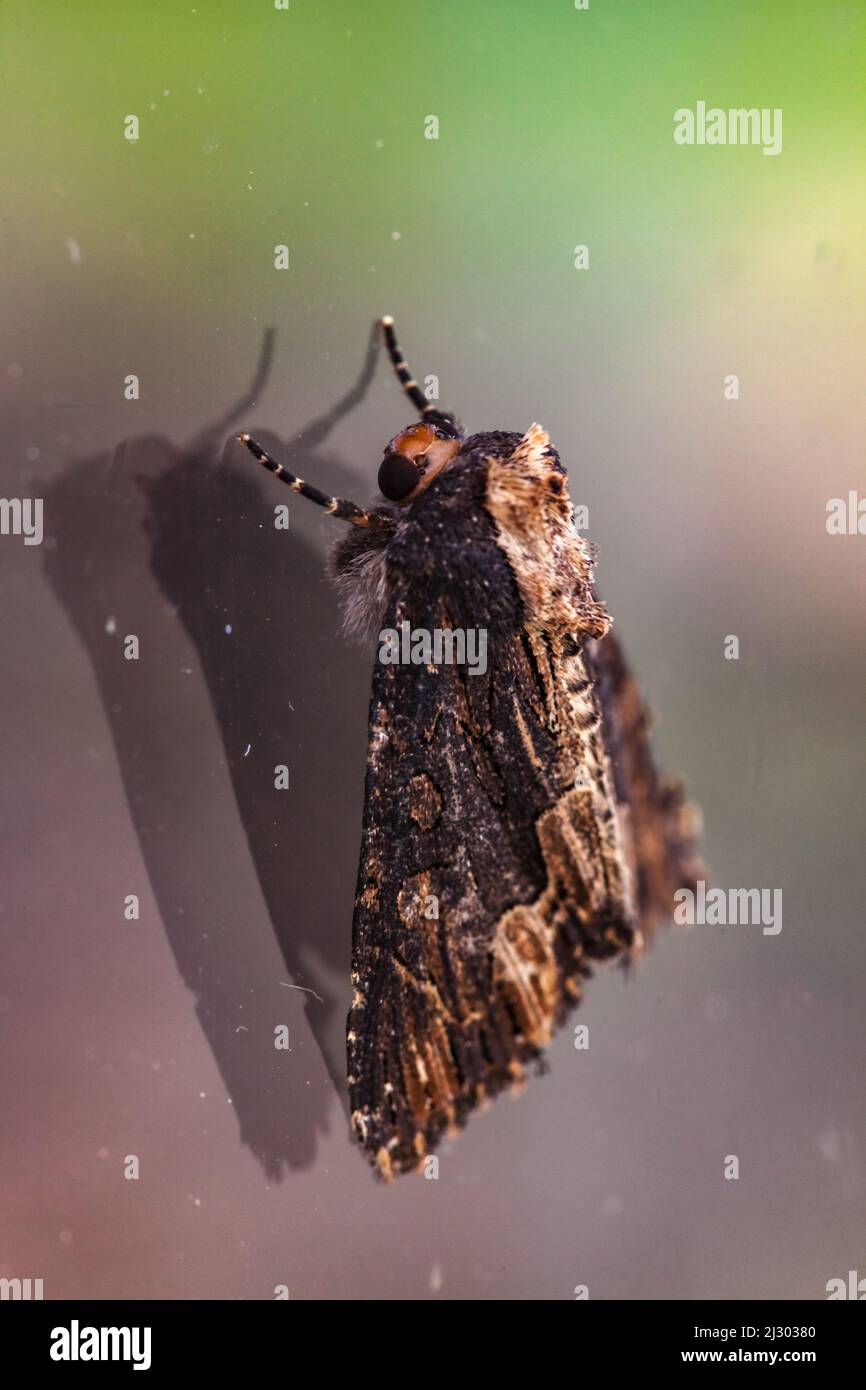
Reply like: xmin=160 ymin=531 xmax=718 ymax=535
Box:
xmin=346 ymin=426 xmax=696 ymax=1179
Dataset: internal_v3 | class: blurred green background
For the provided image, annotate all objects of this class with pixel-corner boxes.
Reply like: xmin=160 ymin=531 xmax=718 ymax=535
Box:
xmin=4 ymin=0 xmax=865 ymax=638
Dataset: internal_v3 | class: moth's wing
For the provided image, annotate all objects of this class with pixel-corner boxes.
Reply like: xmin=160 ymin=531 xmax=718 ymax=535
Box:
xmin=347 ymin=425 xmax=642 ymax=1179
xmin=586 ymin=629 xmax=703 ymax=936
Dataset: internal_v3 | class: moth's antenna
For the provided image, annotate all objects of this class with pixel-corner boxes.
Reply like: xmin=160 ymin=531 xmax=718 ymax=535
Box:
xmin=380 ymin=315 xmax=454 ymax=423
xmin=236 ymin=434 xmax=387 ymax=529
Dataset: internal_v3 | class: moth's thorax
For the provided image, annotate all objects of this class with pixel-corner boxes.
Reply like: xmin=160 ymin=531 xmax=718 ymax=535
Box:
xmin=331 ymin=430 xmax=566 ymax=647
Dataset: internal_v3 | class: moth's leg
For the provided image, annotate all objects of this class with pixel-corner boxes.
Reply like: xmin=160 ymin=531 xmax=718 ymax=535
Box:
xmin=379 ymin=316 xmax=456 ymax=426
xmin=236 ymin=434 xmax=387 ymax=529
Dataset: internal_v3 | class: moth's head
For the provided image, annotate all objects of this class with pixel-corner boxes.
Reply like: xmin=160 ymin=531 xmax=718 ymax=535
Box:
xmin=377 ymin=416 xmax=462 ymax=504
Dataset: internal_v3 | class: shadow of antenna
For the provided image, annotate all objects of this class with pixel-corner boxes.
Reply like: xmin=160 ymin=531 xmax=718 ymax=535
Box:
xmin=188 ymin=327 xmax=277 ymax=456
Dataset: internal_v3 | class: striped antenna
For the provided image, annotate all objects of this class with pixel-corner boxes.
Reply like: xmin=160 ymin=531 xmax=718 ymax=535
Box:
xmin=236 ymin=434 xmax=387 ymax=529
xmin=380 ymin=315 xmax=448 ymax=420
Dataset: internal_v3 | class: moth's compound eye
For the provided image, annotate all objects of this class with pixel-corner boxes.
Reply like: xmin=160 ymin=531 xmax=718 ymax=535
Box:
xmin=378 ymin=421 xmax=460 ymax=503
xmin=378 ymin=451 xmax=422 ymax=501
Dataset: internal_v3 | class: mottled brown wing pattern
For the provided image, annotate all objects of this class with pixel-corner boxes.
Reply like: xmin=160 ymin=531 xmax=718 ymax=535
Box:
xmin=586 ymin=630 xmax=703 ymax=940
xmin=346 ymin=425 xmax=677 ymax=1179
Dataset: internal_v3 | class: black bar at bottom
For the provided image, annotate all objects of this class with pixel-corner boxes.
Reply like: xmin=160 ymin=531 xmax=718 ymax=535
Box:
xmin=0 ymin=1298 xmax=860 ymax=1373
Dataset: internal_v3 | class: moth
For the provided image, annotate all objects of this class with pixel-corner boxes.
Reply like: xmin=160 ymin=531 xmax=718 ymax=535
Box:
xmin=237 ymin=316 xmax=702 ymax=1181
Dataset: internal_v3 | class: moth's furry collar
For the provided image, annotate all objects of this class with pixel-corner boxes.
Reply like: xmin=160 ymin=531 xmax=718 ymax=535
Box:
xmin=328 ymin=505 xmax=399 ymax=644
